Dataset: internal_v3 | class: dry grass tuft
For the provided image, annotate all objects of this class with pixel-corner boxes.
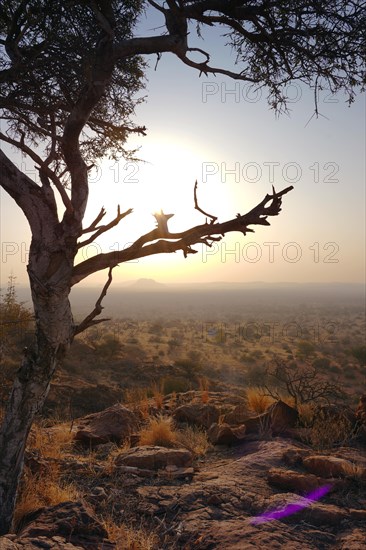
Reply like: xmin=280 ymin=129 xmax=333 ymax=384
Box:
xmin=246 ymin=387 xmax=274 ymax=414
xmin=139 ymin=415 xmax=177 ymax=447
xmin=176 ymin=425 xmax=211 ymax=457
xmin=124 ymin=387 xmax=149 ymax=419
xmin=28 ymin=422 xmax=73 ymax=459
xmin=151 ymin=380 xmax=164 ymax=410
xmin=14 ymin=464 xmax=79 ymax=532
xmin=198 ymin=377 xmax=210 ymax=404
xmin=103 ymin=517 xmax=158 ymax=549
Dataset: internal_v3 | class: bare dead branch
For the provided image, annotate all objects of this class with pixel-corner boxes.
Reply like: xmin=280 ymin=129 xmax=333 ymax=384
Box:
xmin=194 ymin=179 xmax=217 ymax=223
xmin=73 ymin=267 xmax=114 ymax=336
xmin=82 ymin=207 xmax=107 ymax=234
xmin=71 ymin=184 xmax=293 ymax=285
xmin=77 ymin=205 xmax=133 ymax=248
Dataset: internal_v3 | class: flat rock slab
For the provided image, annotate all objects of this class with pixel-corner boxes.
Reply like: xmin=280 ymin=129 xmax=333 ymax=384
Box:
xmin=134 ymin=439 xmax=366 ymax=548
xmin=115 ymin=445 xmax=193 ymax=470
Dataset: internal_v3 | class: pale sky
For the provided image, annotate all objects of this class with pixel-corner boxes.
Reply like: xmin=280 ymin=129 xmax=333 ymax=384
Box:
xmin=0 ymin=11 xmax=365 ymax=288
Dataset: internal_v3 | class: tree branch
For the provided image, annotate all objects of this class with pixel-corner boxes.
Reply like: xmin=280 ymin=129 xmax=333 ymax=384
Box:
xmin=73 ymin=267 xmax=114 ymax=336
xmin=71 ymin=184 xmax=293 ymax=285
xmin=0 ymin=150 xmax=59 ymax=235
xmin=194 ymin=179 xmax=217 ymax=223
xmin=77 ymin=205 xmax=133 ymax=248
xmin=0 ymin=131 xmax=72 ymax=211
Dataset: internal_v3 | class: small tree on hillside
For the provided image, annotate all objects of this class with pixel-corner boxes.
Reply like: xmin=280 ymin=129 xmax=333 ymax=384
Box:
xmin=0 ymin=0 xmax=365 ymax=533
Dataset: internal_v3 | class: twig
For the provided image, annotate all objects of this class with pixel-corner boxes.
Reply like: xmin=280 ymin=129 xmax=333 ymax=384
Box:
xmin=194 ymin=180 xmax=217 ymax=223
xmin=78 ymin=205 xmax=133 ymax=248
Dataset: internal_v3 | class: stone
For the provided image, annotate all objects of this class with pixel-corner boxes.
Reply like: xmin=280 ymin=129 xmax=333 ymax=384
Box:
xmin=207 ymin=422 xmax=246 ymax=445
xmin=173 ymin=402 xmax=220 ymax=428
xmin=74 ymin=403 xmax=140 ymax=446
xmin=17 ymin=500 xmax=115 ymax=548
xmin=242 ymin=400 xmax=299 ymax=435
xmin=222 ymin=404 xmax=250 ymax=426
xmin=303 ymin=455 xmax=356 ymax=478
xmin=282 ymin=447 xmax=311 ymax=466
xmin=267 ymin=400 xmax=299 ymax=434
xmin=267 ymin=467 xmax=329 ymax=494
xmin=336 ymin=528 xmax=366 ymax=550
xmin=115 ymin=445 xmax=192 ymax=471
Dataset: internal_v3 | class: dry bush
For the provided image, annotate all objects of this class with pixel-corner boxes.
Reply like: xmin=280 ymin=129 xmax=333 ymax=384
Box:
xmin=103 ymin=517 xmax=158 ymax=549
xmin=139 ymin=415 xmax=177 ymax=447
xmin=14 ymin=464 xmax=78 ymax=532
xmin=246 ymin=387 xmax=274 ymax=414
xmin=304 ymin=410 xmax=358 ymax=450
xmin=176 ymin=426 xmax=211 ymax=457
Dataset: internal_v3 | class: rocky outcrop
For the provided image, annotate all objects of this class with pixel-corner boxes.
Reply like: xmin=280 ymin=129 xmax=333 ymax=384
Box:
xmin=303 ymin=455 xmax=361 ymax=478
xmin=267 ymin=467 xmax=330 ymax=493
xmin=10 ymin=501 xmax=115 ymax=549
xmin=207 ymin=422 xmax=246 ymax=445
xmin=173 ymin=402 xmax=220 ymax=428
xmin=115 ymin=445 xmax=193 ymax=471
xmin=242 ymin=400 xmax=299 ymax=435
xmin=74 ymin=404 xmax=140 ymax=446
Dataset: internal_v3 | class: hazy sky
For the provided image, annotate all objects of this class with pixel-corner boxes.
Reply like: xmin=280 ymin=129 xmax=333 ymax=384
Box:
xmin=1 ymin=10 xmax=365 ymax=288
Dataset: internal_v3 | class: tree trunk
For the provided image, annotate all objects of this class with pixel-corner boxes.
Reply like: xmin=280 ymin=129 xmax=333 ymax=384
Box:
xmin=0 ymin=273 xmax=74 ymax=534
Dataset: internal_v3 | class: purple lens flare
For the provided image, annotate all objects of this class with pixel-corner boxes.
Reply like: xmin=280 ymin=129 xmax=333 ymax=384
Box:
xmin=251 ymin=484 xmax=332 ymax=524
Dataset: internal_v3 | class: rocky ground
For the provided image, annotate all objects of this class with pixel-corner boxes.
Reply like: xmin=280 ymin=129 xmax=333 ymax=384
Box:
xmin=0 ymin=392 xmax=365 ymax=549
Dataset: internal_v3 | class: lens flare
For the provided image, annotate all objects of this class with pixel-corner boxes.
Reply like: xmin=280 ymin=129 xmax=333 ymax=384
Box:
xmin=251 ymin=484 xmax=332 ymax=525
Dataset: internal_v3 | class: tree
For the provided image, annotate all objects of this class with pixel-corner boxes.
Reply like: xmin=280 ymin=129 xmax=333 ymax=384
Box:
xmin=0 ymin=0 xmax=364 ymax=533
xmin=264 ymin=358 xmax=344 ymax=408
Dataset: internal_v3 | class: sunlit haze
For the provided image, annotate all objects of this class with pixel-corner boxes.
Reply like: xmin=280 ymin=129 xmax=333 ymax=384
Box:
xmin=1 ymin=11 xmax=365 ymax=288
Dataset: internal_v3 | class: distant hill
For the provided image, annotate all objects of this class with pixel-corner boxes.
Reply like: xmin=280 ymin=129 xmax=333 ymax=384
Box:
xmin=128 ymin=278 xmax=166 ymax=290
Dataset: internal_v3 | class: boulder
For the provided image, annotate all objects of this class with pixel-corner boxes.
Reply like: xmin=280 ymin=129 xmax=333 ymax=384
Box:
xmin=207 ymin=423 xmax=246 ymax=445
xmin=173 ymin=402 xmax=220 ymax=428
xmin=222 ymin=404 xmax=250 ymax=426
xmin=115 ymin=445 xmax=192 ymax=471
xmin=17 ymin=500 xmax=114 ymax=549
xmin=74 ymin=404 xmax=140 ymax=446
xmin=267 ymin=400 xmax=299 ymax=433
xmin=242 ymin=400 xmax=299 ymax=435
xmin=303 ymin=455 xmax=356 ymax=478
xmin=282 ymin=447 xmax=311 ymax=466
xmin=267 ymin=467 xmax=329 ymax=494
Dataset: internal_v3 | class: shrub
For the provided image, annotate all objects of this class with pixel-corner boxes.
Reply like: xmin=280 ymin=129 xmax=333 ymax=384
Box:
xmin=246 ymin=387 xmax=273 ymax=414
xmin=305 ymin=411 xmax=357 ymax=450
xmin=176 ymin=426 xmax=211 ymax=457
xmin=139 ymin=415 xmax=177 ymax=447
